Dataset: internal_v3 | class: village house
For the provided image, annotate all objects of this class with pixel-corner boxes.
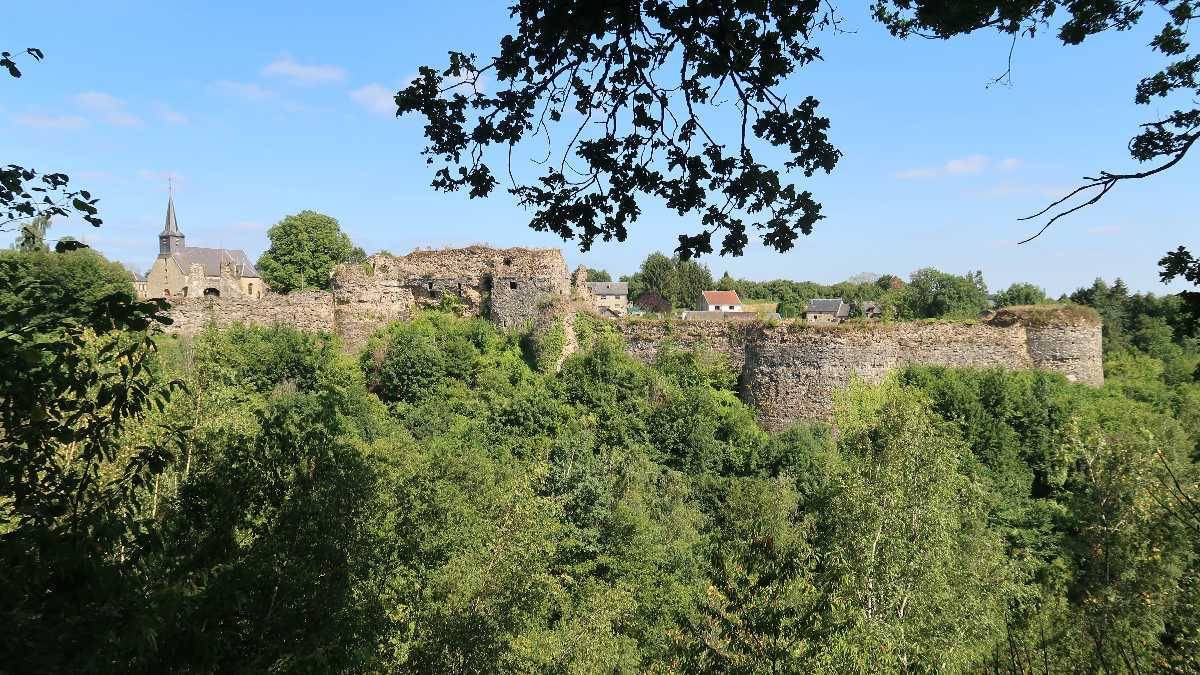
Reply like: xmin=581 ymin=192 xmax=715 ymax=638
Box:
xmin=129 ymin=268 xmax=148 ymax=299
xmin=699 ymin=289 xmax=742 ymax=312
xmin=145 ymin=194 xmax=264 ymax=300
xmin=805 ymin=298 xmax=850 ymax=324
xmin=586 ymin=281 xmax=629 ymax=316
xmin=860 ymin=300 xmax=883 ymax=320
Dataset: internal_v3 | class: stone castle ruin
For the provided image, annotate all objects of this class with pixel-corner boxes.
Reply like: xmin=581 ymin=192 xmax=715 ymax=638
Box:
xmin=164 ymin=245 xmax=1102 ymax=428
xmin=165 ymin=245 xmax=571 ymax=346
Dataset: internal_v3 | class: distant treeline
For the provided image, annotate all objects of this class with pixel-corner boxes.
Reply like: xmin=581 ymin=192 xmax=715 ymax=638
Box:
xmin=608 ymin=252 xmax=1069 ymax=320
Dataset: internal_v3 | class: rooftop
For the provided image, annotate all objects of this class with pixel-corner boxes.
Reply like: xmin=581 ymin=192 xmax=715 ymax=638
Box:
xmin=174 ymin=246 xmax=259 ymax=278
xmin=587 ymin=281 xmax=629 ymax=295
xmin=806 ymin=298 xmax=849 ymax=317
xmin=702 ymin=290 xmax=741 ymax=306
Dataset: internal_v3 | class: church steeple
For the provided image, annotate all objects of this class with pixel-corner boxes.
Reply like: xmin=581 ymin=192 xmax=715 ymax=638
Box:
xmin=158 ymin=190 xmax=184 ymax=256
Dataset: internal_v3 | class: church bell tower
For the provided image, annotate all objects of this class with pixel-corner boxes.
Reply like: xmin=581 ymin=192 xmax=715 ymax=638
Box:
xmin=158 ymin=191 xmax=184 ymax=256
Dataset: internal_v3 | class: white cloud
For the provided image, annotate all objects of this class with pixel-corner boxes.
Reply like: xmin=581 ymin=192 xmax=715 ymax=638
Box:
xmin=944 ymin=154 xmax=989 ymax=175
xmin=214 ymin=80 xmax=275 ymax=101
xmin=262 ymin=54 xmax=346 ymax=85
xmin=153 ymin=101 xmax=189 ymax=125
xmin=13 ymin=113 xmax=88 ymax=130
xmin=72 ymin=91 xmax=144 ymax=127
xmin=896 ymin=154 xmax=1016 ymax=180
xmin=350 ymin=83 xmax=396 ymax=116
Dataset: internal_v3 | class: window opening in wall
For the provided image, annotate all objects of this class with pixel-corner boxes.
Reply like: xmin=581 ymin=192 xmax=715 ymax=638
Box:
xmin=181 ymin=287 xmax=188 ymax=297
xmin=427 ymin=281 xmax=434 ymax=291
xmin=483 ymin=278 xmax=493 ymax=291
xmin=503 ymin=256 xmax=513 ymax=266
xmin=509 ymin=281 xmax=518 ymax=290
xmin=203 ymin=287 xmax=220 ymax=297
xmin=164 ymin=289 xmax=171 ymax=297
xmin=248 ymin=283 xmax=254 ymax=294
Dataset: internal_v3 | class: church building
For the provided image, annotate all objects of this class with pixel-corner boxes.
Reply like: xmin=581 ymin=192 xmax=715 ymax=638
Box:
xmin=145 ymin=194 xmax=263 ymax=299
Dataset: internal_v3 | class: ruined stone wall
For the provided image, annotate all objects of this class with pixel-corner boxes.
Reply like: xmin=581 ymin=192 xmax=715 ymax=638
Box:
xmin=164 ymin=245 xmax=570 ymax=347
xmin=614 ymin=319 xmax=755 ymax=371
xmin=613 ymin=315 xmax=1103 ymax=430
xmin=742 ymin=322 xmax=1039 ymax=429
xmin=1024 ymin=324 xmax=1104 ymax=386
xmin=165 ymin=290 xmax=336 ymax=337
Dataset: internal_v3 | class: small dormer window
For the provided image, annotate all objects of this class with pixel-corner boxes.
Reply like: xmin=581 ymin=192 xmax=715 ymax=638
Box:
xmin=509 ymin=281 xmax=518 ymax=289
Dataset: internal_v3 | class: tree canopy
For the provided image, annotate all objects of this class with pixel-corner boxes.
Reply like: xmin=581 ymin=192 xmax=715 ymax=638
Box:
xmin=623 ymin=251 xmax=714 ymax=311
xmin=256 ymin=210 xmax=364 ymax=293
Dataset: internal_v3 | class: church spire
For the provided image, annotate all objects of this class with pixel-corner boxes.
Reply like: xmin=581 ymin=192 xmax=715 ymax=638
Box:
xmin=158 ymin=186 xmax=184 ymax=256
xmin=161 ymin=192 xmax=181 ymax=236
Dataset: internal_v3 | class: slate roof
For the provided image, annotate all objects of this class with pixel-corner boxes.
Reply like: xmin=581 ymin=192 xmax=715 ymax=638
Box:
xmin=161 ymin=194 xmax=182 ymax=236
xmin=174 ymin=246 xmax=260 ymax=278
xmin=587 ymin=281 xmax=628 ymax=296
xmin=806 ymin=298 xmax=850 ymax=317
xmin=701 ymin=290 xmax=741 ymax=306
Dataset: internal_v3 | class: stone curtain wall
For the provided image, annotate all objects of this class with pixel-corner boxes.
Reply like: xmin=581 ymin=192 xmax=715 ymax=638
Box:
xmin=164 ymin=245 xmax=572 ymax=347
xmin=1024 ymin=324 xmax=1104 ymax=386
xmin=163 ymin=245 xmax=1101 ymax=429
xmin=615 ymin=319 xmax=756 ymax=371
xmin=165 ymin=290 xmax=338 ymax=337
xmin=615 ymin=315 xmax=1103 ymax=430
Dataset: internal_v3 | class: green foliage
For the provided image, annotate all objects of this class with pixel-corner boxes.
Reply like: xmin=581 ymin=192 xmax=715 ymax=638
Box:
xmin=531 ymin=319 xmax=566 ymax=373
xmin=0 ymin=247 xmax=136 ymax=326
xmin=12 ymin=214 xmax=50 ymax=251
xmin=256 ymin=210 xmax=359 ymax=293
xmin=0 ymin=278 xmax=181 ymax=671
xmin=898 ymin=366 xmax=1200 ymax=671
xmin=899 ymin=267 xmax=990 ymax=319
xmin=820 ymin=378 xmax=1012 ymax=669
xmin=993 ymin=281 xmax=1049 ymax=308
xmin=624 ymin=251 xmax=714 ymax=311
xmin=585 ymin=268 xmax=611 ymax=282
xmin=5 ymin=290 xmax=1198 ymax=671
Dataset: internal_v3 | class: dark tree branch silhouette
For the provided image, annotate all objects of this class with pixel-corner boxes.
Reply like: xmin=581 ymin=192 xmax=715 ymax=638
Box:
xmin=398 ymin=1 xmax=1197 ymax=258
xmin=1 ymin=48 xmax=102 ymax=232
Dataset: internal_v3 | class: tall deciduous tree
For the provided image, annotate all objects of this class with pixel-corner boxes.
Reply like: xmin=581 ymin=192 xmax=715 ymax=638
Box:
xmin=12 ymin=214 xmax=49 ymax=252
xmin=821 ymin=378 xmax=1012 ymax=670
xmin=256 ymin=210 xmax=360 ymax=293
xmin=900 ymin=268 xmax=990 ymax=319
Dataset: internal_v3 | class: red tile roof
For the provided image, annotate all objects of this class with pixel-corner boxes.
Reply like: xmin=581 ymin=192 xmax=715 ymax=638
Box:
xmin=701 ymin=290 xmax=741 ymax=306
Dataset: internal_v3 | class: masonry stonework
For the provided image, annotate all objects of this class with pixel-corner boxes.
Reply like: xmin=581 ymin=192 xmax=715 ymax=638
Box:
xmin=614 ymin=308 xmax=1102 ymax=430
xmin=163 ymin=246 xmax=1101 ymax=428
xmin=163 ymin=245 xmax=572 ymax=348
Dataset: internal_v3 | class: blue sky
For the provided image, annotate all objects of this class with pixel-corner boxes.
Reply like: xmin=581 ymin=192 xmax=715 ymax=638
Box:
xmin=3 ymin=1 xmax=1195 ymax=296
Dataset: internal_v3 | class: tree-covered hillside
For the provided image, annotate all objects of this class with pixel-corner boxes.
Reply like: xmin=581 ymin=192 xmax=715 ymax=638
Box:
xmin=2 ymin=247 xmax=1197 ymax=672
